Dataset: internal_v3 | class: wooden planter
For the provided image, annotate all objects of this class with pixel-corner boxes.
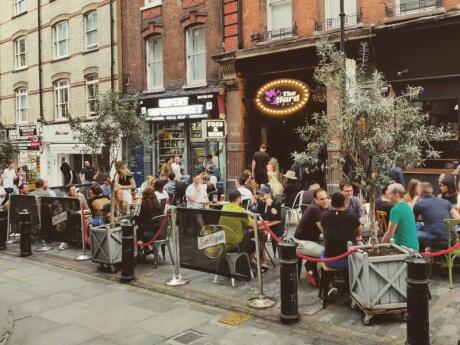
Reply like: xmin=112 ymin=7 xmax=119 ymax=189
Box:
xmin=90 ymin=224 xmax=123 ymax=273
xmin=348 ymin=243 xmax=411 ymax=325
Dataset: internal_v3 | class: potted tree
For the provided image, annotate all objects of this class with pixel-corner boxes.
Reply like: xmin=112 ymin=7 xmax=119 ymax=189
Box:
xmin=295 ymin=40 xmax=447 ymax=324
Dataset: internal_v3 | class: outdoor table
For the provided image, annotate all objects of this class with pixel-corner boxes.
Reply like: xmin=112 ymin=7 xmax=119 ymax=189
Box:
xmin=208 ymin=201 xmax=229 ymax=209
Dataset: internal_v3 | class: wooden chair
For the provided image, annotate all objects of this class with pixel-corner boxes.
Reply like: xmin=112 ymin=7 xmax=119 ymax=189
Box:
xmin=376 ymin=211 xmax=388 ymax=234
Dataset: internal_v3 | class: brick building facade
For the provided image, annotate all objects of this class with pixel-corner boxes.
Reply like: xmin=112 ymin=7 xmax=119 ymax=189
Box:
xmin=215 ymin=0 xmax=460 ymax=186
xmin=119 ymin=0 xmax=226 ymax=181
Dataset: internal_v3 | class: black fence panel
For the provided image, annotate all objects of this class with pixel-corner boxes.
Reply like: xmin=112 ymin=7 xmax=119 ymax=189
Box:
xmin=50 ymin=183 xmax=95 ymax=199
xmin=9 ymin=195 xmax=40 ymax=236
xmin=177 ymin=207 xmax=253 ymax=281
xmin=39 ymin=197 xmax=81 ymax=244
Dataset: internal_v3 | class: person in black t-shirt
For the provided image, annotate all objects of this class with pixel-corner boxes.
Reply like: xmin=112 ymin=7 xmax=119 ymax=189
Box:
xmin=321 ymin=192 xmax=361 ymax=269
xmin=376 ymin=184 xmax=394 ymax=224
xmin=251 ymin=144 xmax=270 ymax=185
xmin=293 ymin=188 xmax=329 ymax=287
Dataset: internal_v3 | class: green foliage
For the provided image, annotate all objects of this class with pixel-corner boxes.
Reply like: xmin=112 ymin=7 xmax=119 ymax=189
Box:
xmin=0 ymin=139 xmax=19 ymax=169
xmin=64 ymin=90 xmax=149 ymax=173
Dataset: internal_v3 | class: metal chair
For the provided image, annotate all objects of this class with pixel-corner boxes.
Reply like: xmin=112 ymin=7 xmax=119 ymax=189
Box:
xmin=282 ymin=191 xmax=303 ymax=228
xmin=241 ymin=199 xmax=252 ymax=211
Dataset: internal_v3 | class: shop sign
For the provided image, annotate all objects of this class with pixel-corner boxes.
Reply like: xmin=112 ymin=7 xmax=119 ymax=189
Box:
xmin=146 ymin=93 xmax=218 ymax=122
xmin=255 ymin=79 xmax=310 ymax=116
xmin=7 ymin=124 xmax=41 ymax=150
xmin=203 ymin=120 xmax=226 ymax=139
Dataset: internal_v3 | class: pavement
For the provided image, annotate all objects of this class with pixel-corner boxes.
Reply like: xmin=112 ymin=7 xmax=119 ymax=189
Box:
xmin=1 ymin=239 xmax=460 ymax=345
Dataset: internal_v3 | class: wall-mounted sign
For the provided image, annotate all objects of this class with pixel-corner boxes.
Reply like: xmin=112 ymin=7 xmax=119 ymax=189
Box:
xmin=7 ymin=124 xmax=41 ymax=150
xmin=145 ymin=93 xmax=218 ymax=122
xmin=255 ymin=79 xmax=310 ymax=116
xmin=203 ymin=120 xmax=226 ymax=139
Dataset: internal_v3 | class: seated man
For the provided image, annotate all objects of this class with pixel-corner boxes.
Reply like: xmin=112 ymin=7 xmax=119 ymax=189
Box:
xmin=293 ymin=188 xmax=329 ymax=287
xmin=381 ymin=183 xmax=419 ymax=251
xmin=376 ymin=184 xmax=394 ymax=225
xmin=340 ymin=182 xmax=365 ymax=220
xmin=219 ymin=191 xmax=254 ymax=256
xmin=321 ymin=192 xmax=361 ymax=269
xmin=413 ymin=182 xmax=459 ymax=250
xmin=255 ymin=185 xmax=283 ymax=238
xmin=30 ymin=178 xmax=53 ymax=197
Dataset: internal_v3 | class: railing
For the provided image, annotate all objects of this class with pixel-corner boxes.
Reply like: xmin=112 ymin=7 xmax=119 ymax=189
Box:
xmin=385 ymin=0 xmax=442 ymax=17
xmin=315 ymin=13 xmax=361 ymax=31
xmin=264 ymin=25 xmax=297 ymax=40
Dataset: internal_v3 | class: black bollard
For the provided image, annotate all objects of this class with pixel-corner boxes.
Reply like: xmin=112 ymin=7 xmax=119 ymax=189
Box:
xmin=19 ymin=210 xmax=32 ymax=257
xmin=279 ymin=239 xmax=300 ymax=323
xmin=406 ymin=256 xmax=430 ymax=345
xmin=0 ymin=208 xmax=8 ymax=250
xmin=120 ymin=221 xmax=135 ymax=283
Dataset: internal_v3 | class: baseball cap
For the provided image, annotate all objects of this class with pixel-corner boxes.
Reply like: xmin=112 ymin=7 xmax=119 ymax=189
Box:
xmin=257 ymin=185 xmax=272 ymax=195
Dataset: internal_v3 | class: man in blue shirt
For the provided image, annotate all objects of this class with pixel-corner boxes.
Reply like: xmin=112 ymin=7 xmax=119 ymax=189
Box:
xmin=413 ymin=182 xmax=459 ymax=249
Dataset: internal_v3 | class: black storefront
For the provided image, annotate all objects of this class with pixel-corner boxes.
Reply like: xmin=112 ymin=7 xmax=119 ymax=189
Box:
xmin=141 ymin=90 xmax=226 ymax=180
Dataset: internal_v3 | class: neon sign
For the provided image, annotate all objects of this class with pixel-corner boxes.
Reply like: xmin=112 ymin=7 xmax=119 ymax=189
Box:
xmin=255 ymin=79 xmax=310 ymax=116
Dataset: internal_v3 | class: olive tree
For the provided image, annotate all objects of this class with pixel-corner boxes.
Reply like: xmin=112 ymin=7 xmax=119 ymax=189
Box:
xmin=294 ymin=40 xmax=447 ymax=252
xmin=0 ymin=139 xmax=19 ymax=170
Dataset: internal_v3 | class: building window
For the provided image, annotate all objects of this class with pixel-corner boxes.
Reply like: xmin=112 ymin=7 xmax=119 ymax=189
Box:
xmin=53 ymin=21 xmax=69 ymax=59
xmin=186 ymin=26 xmax=206 ymax=85
xmin=14 ymin=36 xmax=27 ymax=68
xmin=397 ymin=0 xmax=438 ymax=15
xmin=54 ymin=79 xmax=70 ymax=119
xmin=14 ymin=0 xmax=26 ymax=15
xmin=146 ymin=36 xmax=163 ymax=90
xmin=323 ymin=0 xmax=358 ymax=29
xmin=15 ymin=87 xmax=28 ymax=123
xmin=85 ymin=11 xmax=97 ymax=50
xmin=267 ymin=0 xmax=293 ymax=37
xmin=86 ymin=74 xmax=99 ymax=116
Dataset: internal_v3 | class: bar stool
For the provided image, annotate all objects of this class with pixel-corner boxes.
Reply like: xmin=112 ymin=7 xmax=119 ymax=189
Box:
xmin=318 ymin=262 xmax=344 ymax=309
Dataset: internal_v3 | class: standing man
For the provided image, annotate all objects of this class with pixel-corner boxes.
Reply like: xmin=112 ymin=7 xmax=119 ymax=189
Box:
xmin=251 ymin=144 xmax=270 ymax=185
xmin=381 ymin=183 xmax=419 ymax=251
xmin=171 ymin=155 xmax=182 ymax=179
xmin=80 ymin=160 xmax=96 ymax=183
xmin=185 ymin=174 xmax=209 ymax=209
xmin=293 ymin=188 xmax=330 ymax=287
xmin=204 ymin=154 xmax=217 ymax=176
xmin=1 ymin=161 xmax=17 ymax=206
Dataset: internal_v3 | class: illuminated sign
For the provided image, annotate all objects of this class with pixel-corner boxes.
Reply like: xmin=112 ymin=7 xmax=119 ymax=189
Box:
xmin=7 ymin=124 xmax=41 ymax=150
xmin=255 ymin=79 xmax=310 ymax=116
xmin=203 ymin=120 xmax=226 ymax=139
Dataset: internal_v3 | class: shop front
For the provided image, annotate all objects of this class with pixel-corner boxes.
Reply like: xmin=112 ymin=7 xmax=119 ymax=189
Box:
xmin=142 ymin=91 xmax=226 ymax=181
xmin=41 ymin=123 xmax=102 ymax=187
xmin=6 ymin=124 xmax=41 ymax=182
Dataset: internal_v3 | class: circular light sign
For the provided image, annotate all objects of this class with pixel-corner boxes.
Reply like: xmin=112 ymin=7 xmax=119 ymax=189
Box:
xmin=255 ymin=79 xmax=310 ymax=116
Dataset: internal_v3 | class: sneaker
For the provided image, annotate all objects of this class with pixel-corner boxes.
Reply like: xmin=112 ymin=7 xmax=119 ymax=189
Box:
xmin=327 ymin=287 xmax=338 ymax=299
xmin=304 ymin=270 xmax=318 ymax=288
xmin=58 ymin=242 xmax=68 ymax=250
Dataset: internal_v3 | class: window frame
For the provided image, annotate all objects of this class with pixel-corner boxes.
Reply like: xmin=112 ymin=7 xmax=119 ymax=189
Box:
xmin=146 ymin=36 xmax=164 ymax=91
xmin=267 ymin=0 xmax=293 ymax=32
xmin=14 ymin=36 xmax=27 ymax=69
xmin=54 ymin=79 xmax=70 ymax=120
xmin=15 ymin=87 xmax=28 ymax=123
xmin=53 ymin=20 xmax=69 ymax=59
xmin=185 ymin=25 xmax=206 ymax=86
xmin=84 ymin=11 xmax=98 ymax=51
xmin=13 ymin=0 xmax=26 ymax=16
xmin=85 ymin=74 xmax=99 ymax=116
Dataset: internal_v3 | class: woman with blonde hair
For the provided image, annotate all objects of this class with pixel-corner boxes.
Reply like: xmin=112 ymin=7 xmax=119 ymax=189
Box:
xmin=114 ymin=161 xmax=136 ymax=203
xmin=404 ymin=178 xmax=421 ymax=206
xmin=267 ymin=158 xmax=283 ymax=198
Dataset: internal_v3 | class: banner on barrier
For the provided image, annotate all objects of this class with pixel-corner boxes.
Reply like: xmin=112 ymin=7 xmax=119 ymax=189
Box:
xmin=177 ymin=207 xmax=253 ymax=281
xmin=40 ymin=197 xmax=81 ymax=243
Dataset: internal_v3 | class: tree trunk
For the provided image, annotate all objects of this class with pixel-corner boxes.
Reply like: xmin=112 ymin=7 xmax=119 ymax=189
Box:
xmin=369 ymin=186 xmax=379 ymax=254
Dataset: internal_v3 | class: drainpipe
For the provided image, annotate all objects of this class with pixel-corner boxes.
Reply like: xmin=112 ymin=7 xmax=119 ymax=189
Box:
xmin=109 ymin=0 xmax=115 ymax=90
xmin=237 ymin=0 xmax=243 ymax=49
xmin=38 ymin=0 xmax=44 ymax=120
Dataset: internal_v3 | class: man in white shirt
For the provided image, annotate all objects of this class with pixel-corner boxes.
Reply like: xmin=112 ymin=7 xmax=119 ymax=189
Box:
xmin=186 ymin=174 xmax=208 ymax=209
xmin=1 ymin=161 xmax=17 ymax=206
xmin=171 ymin=155 xmax=182 ymax=179
xmin=237 ymin=175 xmax=253 ymax=202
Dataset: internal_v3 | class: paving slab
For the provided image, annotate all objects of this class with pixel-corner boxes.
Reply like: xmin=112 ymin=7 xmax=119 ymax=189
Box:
xmin=0 ymin=302 xmax=13 ymax=345
xmin=84 ymin=290 xmax=153 ymax=309
xmin=7 ymin=316 xmax=62 ymax=345
xmin=40 ymin=302 xmax=107 ymax=324
xmin=12 ymin=324 xmax=99 ymax=345
xmin=104 ymin=326 xmax=166 ymax=345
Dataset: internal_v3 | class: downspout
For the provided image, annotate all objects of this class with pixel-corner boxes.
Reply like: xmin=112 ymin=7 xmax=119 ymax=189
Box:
xmin=109 ymin=0 xmax=115 ymax=90
xmin=38 ymin=0 xmax=44 ymax=120
xmin=237 ymin=0 xmax=243 ymax=49
xmin=221 ymin=0 xmax=225 ymax=46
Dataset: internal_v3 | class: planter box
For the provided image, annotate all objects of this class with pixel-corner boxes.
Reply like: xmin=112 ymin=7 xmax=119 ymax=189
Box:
xmin=90 ymin=224 xmax=122 ymax=270
xmin=348 ymin=243 xmax=410 ymax=318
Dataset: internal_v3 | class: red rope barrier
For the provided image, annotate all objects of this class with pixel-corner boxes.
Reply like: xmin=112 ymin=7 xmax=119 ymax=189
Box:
xmin=135 ymin=214 xmax=170 ymax=248
xmin=420 ymin=242 xmax=460 ymax=257
xmin=260 ymin=221 xmax=358 ymax=263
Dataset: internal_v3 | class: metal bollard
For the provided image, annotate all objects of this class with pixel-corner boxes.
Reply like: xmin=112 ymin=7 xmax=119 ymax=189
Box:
xmin=0 ymin=208 xmax=7 ymax=250
xmin=120 ymin=221 xmax=136 ymax=283
xmin=406 ymin=256 xmax=430 ymax=345
xmin=19 ymin=210 xmax=32 ymax=257
xmin=279 ymin=239 xmax=300 ymax=323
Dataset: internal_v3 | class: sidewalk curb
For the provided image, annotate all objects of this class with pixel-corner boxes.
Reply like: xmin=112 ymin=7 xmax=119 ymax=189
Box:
xmin=2 ymin=250 xmax=400 ymax=345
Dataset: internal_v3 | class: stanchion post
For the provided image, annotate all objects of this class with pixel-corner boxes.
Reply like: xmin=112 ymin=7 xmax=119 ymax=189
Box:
xmin=166 ymin=207 xmax=190 ymax=286
xmin=406 ymin=256 xmax=430 ymax=345
xmin=248 ymin=213 xmax=276 ymax=309
xmin=19 ymin=210 xmax=32 ymax=257
xmin=0 ymin=208 xmax=7 ymax=251
xmin=34 ymin=196 xmax=53 ymax=252
xmin=120 ymin=220 xmax=136 ymax=283
xmin=75 ymin=209 xmax=90 ymax=261
xmin=279 ymin=239 xmax=299 ymax=323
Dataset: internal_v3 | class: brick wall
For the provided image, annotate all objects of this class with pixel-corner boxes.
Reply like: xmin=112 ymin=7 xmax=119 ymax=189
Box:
xmin=121 ymin=0 xmax=223 ymax=94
